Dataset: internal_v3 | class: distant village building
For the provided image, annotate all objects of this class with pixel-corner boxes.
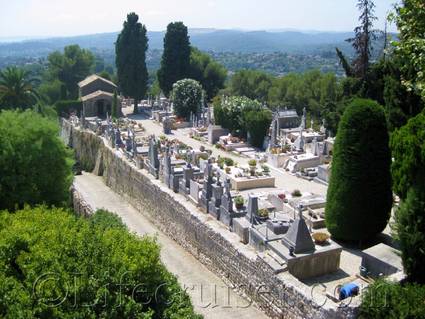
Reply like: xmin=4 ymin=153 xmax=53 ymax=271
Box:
xmin=78 ymin=75 xmax=121 ymax=118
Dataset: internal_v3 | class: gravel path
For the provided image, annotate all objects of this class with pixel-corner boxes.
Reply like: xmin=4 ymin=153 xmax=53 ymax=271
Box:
xmin=125 ymin=107 xmax=327 ymax=196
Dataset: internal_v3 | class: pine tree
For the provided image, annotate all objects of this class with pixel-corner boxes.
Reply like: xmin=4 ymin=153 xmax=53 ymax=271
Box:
xmin=157 ymin=22 xmax=191 ymax=97
xmin=348 ymin=0 xmax=379 ymax=79
xmin=115 ymin=13 xmax=148 ymax=114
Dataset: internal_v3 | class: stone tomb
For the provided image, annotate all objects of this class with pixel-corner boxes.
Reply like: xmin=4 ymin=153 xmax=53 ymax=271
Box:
xmin=162 ymin=148 xmax=184 ymax=192
xmin=361 ymin=243 xmax=403 ymax=278
xmin=267 ymin=206 xmax=342 ymax=279
xmin=233 ymin=218 xmax=251 ymax=244
xmin=189 ymin=179 xmax=203 ymax=205
xmin=146 ymin=137 xmax=160 ymax=179
xmin=178 ymin=164 xmax=194 ymax=195
xmin=200 ymin=161 xmax=214 ymax=213
xmin=219 ymin=179 xmax=246 ymax=228
xmin=208 ymin=176 xmax=223 ymax=219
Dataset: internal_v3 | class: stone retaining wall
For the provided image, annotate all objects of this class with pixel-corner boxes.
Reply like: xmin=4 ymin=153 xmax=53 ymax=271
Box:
xmin=62 ymin=119 xmax=358 ymax=319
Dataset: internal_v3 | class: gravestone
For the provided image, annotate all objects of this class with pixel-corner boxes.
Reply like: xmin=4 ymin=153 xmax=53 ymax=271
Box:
xmin=146 ymin=136 xmax=160 ymax=179
xmin=163 ymin=116 xmax=172 ymax=134
xmin=209 ymin=176 xmax=223 ymax=219
xmin=219 ymin=179 xmax=246 ymax=228
xmin=200 ymin=160 xmax=214 ymax=213
xmin=281 ymin=205 xmax=315 ymax=254
xmin=189 ymin=179 xmax=202 ymax=205
xmin=163 ymin=147 xmax=172 ymax=188
xmin=246 ymin=195 xmax=259 ymax=225
xmin=115 ymin=128 xmax=123 ymax=149
xmin=270 ymin=114 xmax=278 ymax=148
xmin=179 ymin=163 xmax=194 ymax=195
xmin=208 ymin=125 xmax=229 ymax=144
xmin=170 ymin=165 xmax=183 ymax=193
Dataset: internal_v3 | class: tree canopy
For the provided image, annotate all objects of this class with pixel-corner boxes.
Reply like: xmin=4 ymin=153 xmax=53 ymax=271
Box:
xmin=392 ymin=0 xmax=425 ymax=101
xmin=214 ymin=96 xmax=262 ymax=135
xmin=157 ymin=22 xmax=191 ymax=97
xmin=0 ymin=207 xmax=201 ymax=318
xmin=172 ymin=79 xmax=203 ymax=121
xmin=189 ymin=47 xmax=227 ymax=100
xmin=0 ymin=66 xmax=39 ymax=110
xmin=347 ymin=0 xmax=379 ymax=80
xmin=47 ymin=45 xmax=94 ymax=99
xmin=116 ymin=12 xmax=149 ymax=114
xmin=228 ymin=69 xmax=273 ymax=103
xmin=390 ymin=111 xmax=425 ymax=199
xmin=325 ymin=99 xmax=392 ymax=242
xmin=0 ymin=110 xmax=73 ymax=211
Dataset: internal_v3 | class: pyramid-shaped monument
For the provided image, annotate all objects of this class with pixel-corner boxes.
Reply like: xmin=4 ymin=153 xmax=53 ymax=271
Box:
xmin=282 ymin=208 xmax=315 ymax=254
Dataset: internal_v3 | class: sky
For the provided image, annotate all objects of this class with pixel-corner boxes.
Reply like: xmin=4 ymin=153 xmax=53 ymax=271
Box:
xmin=0 ymin=0 xmax=398 ymax=38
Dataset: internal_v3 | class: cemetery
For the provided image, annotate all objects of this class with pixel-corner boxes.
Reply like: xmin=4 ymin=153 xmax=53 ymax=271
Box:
xmin=61 ymin=96 xmax=405 ymax=319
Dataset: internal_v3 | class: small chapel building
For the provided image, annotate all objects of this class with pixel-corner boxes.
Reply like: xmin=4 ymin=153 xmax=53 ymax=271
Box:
xmin=78 ymin=74 xmax=122 ymax=118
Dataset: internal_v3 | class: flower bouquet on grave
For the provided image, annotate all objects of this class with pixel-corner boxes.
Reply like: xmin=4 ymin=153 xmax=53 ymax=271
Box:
xmin=312 ymin=232 xmax=330 ymax=245
xmin=256 ymin=208 xmax=269 ymax=220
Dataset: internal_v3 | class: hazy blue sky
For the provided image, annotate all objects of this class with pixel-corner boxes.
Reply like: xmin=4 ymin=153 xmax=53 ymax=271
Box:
xmin=0 ymin=0 xmax=398 ymax=38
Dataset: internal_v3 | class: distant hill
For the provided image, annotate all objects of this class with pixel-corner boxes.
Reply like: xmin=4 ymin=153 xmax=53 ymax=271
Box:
xmin=0 ymin=29 xmax=356 ymax=58
xmin=0 ymin=29 xmax=393 ymax=76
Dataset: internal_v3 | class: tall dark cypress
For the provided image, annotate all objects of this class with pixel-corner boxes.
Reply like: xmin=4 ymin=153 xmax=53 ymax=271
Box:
xmin=157 ymin=22 xmax=191 ymax=97
xmin=116 ymin=13 xmax=148 ymax=114
xmin=325 ymin=98 xmax=392 ymax=242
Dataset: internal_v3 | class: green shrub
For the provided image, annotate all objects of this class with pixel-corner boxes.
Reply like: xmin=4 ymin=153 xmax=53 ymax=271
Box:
xmin=390 ymin=111 xmax=425 ymax=200
xmin=359 ymin=280 xmax=425 ymax=319
xmin=213 ymin=96 xmax=262 ymax=136
xmin=54 ymin=99 xmax=83 ymax=117
xmin=393 ymin=185 xmax=425 ymax=284
xmin=0 ymin=110 xmax=73 ymax=211
xmin=224 ymin=157 xmax=234 ymax=166
xmin=89 ymin=209 xmax=127 ymax=231
xmin=171 ymin=79 xmax=203 ymax=120
xmin=244 ymin=108 xmax=272 ymax=148
xmin=0 ymin=207 xmax=201 ymax=318
xmin=325 ymin=99 xmax=392 ymax=242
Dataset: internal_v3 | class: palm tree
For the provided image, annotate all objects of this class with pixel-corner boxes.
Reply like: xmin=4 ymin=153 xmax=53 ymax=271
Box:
xmin=0 ymin=66 xmax=39 ymax=110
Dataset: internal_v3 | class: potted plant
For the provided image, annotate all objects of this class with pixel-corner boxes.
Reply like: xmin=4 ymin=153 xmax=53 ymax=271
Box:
xmin=291 ymin=189 xmax=302 ymax=197
xmin=257 ymin=208 xmax=269 ymax=219
xmin=234 ymin=196 xmax=244 ymax=210
xmin=248 ymin=159 xmax=257 ymax=167
xmin=261 ymin=164 xmax=270 ymax=175
xmin=248 ymin=159 xmax=257 ymax=176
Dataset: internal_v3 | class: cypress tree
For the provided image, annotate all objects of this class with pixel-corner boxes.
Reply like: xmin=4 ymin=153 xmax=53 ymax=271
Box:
xmin=115 ymin=13 xmax=148 ymax=114
xmin=157 ymin=22 xmax=191 ymax=97
xmin=111 ymin=90 xmax=118 ymax=119
xmin=391 ymin=111 xmax=425 ymax=283
xmin=325 ymin=98 xmax=392 ymax=242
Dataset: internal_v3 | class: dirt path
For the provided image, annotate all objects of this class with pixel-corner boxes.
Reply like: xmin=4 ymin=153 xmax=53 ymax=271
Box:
xmin=74 ymin=172 xmax=268 ymax=319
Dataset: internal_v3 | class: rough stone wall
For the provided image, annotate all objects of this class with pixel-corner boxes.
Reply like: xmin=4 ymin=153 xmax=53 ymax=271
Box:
xmin=70 ymin=185 xmax=94 ymax=217
xmin=62 ymin=120 xmax=358 ymax=319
